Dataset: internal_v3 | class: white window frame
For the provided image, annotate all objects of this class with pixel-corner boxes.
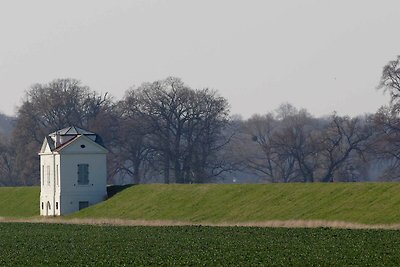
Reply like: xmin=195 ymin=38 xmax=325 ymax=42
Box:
xmin=46 ymin=166 xmax=50 ymax=186
xmin=56 ymin=164 xmax=59 ymax=187
xmin=42 ymin=165 xmax=44 ymax=186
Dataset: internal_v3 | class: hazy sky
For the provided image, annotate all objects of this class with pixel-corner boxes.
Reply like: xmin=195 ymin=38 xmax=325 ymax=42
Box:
xmin=0 ymin=0 xmax=399 ymax=118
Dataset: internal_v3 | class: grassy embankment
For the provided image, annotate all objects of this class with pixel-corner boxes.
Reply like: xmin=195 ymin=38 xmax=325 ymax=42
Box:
xmin=73 ymin=183 xmax=400 ymax=225
xmin=2 ymin=183 xmax=400 ymax=225
xmin=0 ymin=187 xmax=39 ymax=218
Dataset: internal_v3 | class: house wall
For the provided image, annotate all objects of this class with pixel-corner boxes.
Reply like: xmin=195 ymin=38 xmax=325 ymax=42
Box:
xmin=40 ymin=135 xmax=107 ymax=216
xmin=39 ymin=153 xmax=61 ymax=216
xmin=59 ymin=153 xmax=107 ymax=215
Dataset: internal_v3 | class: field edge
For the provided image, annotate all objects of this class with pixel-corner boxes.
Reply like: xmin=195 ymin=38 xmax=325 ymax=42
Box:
xmin=2 ymin=217 xmax=400 ymax=230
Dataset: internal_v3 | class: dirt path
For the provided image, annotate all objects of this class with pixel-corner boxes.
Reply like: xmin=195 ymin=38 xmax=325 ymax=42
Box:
xmin=1 ymin=217 xmax=400 ymax=230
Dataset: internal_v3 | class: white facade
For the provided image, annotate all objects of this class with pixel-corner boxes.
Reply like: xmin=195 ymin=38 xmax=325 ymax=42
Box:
xmin=39 ymin=126 xmax=108 ymax=216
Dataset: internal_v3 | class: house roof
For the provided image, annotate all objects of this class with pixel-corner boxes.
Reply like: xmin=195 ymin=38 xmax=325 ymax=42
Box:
xmin=45 ymin=136 xmax=55 ymax=151
xmin=39 ymin=126 xmax=107 ymax=154
xmin=53 ymin=135 xmax=80 ymax=152
xmin=53 ymin=134 xmax=108 ymax=153
xmin=50 ymin=126 xmax=95 ymax=136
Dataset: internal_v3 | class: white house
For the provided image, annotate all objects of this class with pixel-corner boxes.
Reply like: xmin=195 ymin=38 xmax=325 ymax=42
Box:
xmin=39 ymin=126 xmax=108 ymax=216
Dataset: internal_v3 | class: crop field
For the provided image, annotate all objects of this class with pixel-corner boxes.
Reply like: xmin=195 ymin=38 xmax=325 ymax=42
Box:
xmin=1 ymin=223 xmax=400 ymax=266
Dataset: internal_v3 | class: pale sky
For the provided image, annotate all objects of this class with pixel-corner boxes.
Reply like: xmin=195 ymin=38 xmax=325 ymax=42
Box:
xmin=0 ymin=0 xmax=398 ymax=118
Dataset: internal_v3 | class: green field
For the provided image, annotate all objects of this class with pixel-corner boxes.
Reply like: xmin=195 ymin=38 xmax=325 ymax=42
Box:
xmin=0 ymin=222 xmax=399 ymax=266
xmin=2 ymin=183 xmax=400 ymax=225
xmin=2 ymin=184 xmax=400 ymax=266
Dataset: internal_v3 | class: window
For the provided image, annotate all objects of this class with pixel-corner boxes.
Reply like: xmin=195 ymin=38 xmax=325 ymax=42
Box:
xmin=79 ymin=201 xmax=89 ymax=210
xmin=46 ymin=166 xmax=50 ymax=186
xmin=42 ymin=165 xmax=44 ymax=186
xmin=56 ymin=164 xmax=59 ymax=187
xmin=56 ymin=202 xmax=59 ymax=210
xmin=41 ymin=202 xmax=44 ymax=210
xmin=77 ymin=164 xmax=89 ymax=185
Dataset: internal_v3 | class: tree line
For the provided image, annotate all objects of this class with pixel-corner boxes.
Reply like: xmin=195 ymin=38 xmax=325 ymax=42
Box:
xmin=1 ymin=56 xmax=400 ymax=185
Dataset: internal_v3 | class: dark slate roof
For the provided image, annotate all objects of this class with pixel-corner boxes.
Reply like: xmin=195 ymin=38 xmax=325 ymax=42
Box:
xmin=51 ymin=126 xmax=105 ymax=148
xmin=45 ymin=136 xmax=55 ymax=151
xmin=50 ymin=126 xmax=95 ymax=136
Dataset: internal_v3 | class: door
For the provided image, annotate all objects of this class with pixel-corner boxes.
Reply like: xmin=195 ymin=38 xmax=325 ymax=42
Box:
xmin=79 ymin=201 xmax=89 ymax=210
xmin=46 ymin=201 xmax=51 ymax=216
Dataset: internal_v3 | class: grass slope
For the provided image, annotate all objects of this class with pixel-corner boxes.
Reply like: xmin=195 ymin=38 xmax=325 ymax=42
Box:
xmin=72 ymin=183 xmax=400 ymax=225
xmin=0 ymin=187 xmax=39 ymax=218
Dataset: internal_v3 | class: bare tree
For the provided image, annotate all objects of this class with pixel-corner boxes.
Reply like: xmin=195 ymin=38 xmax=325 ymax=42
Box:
xmin=273 ymin=105 xmax=318 ymax=182
xmin=318 ymin=114 xmax=372 ymax=182
xmin=0 ymin=134 xmax=15 ymax=186
xmin=233 ymin=104 xmax=374 ymax=183
xmin=370 ymin=56 xmax=400 ymax=180
xmin=238 ymin=113 xmax=298 ymax=182
xmin=369 ymin=106 xmax=400 ymax=180
xmin=13 ymin=78 xmax=112 ymax=185
xmin=242 ymin=114 xmax=280 ymax=182
xmin=237 ymin=105 xmax=318 ymax=183
xmin=110 ymin=97 xmax=155 ymax=184
xmin=378 ymin=55 xmax=400 ymax=109
xmin=121 ymin=77 xmax=230 ymax=184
